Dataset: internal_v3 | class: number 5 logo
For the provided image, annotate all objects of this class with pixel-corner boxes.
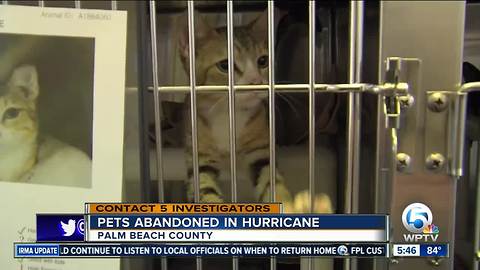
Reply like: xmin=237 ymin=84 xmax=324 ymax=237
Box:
xmin=402 ymin=203 xmax=433 ymax=233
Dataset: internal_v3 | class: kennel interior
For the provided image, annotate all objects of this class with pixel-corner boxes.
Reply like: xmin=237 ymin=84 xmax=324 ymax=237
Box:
xmin=2 ymin=1 xmax=480 ymax=270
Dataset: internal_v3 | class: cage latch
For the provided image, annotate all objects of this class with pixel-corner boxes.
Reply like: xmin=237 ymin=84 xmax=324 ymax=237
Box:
xmin=381 ymin=57 xmax=411 ymax=129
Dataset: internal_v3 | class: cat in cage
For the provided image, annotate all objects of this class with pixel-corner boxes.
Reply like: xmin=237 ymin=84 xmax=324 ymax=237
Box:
xmin=176 ymin=10 xmax=332 ymax=213
xmin=0 ymin=65 xmax=91 ymax=187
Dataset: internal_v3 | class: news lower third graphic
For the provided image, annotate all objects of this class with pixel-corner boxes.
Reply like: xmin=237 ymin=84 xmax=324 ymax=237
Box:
xmin=85 ymin=214 xmax=387 ymax=242
xmin=401 ymin=203 xmax=439 ymax=242
xmin=12 ymin=203 xmax=450 ymax=258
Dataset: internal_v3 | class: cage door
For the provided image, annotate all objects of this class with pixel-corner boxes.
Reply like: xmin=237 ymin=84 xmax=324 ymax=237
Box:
xmin=377 ymin=2 xmax=466 ymax=270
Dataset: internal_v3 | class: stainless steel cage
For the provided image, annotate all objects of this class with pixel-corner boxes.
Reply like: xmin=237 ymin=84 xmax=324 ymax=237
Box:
xmin=3 ymin=1 xmax=480 ymax=270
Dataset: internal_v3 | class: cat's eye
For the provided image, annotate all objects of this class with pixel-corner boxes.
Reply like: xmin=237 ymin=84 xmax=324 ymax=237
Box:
xmin=216 ymin=59 xmax=229 ymax=73
xmin=3 ymin=108 xmax=20 ymax=120
xmin=257 ymin=55 xmax=268 ymax=69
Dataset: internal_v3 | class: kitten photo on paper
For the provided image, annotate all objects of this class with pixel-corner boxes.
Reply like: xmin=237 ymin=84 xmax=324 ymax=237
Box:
xmin=0 ymin=65 xmax=91 ymax=187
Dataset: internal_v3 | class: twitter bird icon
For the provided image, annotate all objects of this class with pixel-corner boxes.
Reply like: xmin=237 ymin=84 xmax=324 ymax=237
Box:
xmin=37 ymin=214 xmax=85 ymax=241
xmin=60 ymin=220 xmax=76 ymax=236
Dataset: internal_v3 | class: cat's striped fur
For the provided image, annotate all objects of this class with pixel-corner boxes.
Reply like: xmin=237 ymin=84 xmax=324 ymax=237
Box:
xmin=178 ymin=11 xmax=292 ymax=204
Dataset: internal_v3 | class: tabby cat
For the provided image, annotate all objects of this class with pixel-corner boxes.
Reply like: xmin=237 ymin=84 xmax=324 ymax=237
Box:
xmin=177 ymin=11 xmax=333 ymax=213
xmin=0 ymin=65 xmax=91 ymax=187
xmin=177 ymin=10 xmax=302 ymax=209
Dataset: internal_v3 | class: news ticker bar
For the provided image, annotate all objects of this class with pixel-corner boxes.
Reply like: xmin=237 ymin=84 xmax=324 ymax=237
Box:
xmin=15 ymin=243 xmax=387 ymax=257
xmin=14 ymin=243 xmax=449 ymax=258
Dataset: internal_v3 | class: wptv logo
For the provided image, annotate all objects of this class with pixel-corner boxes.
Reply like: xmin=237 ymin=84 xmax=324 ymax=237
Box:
xmin=401 ymin=203 xmax=439 ymax=242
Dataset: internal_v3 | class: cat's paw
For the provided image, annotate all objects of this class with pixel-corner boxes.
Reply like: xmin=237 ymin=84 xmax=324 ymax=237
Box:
xmin=258 ymin=183 xmax=293 ymax=204
xmin=200 ymin=193 xmax=224 ymax=203
xmin=186 ymin=172 xmax=224 ymax=203
xmin=283 ymin=190 xmax=333 ymax=214
xmin=255 ymin=167 xmax=293 ymax=203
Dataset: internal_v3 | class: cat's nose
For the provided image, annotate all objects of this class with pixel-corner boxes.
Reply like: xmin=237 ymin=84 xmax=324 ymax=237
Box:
xmin=250 ymin=76 xmax=265 ymax=85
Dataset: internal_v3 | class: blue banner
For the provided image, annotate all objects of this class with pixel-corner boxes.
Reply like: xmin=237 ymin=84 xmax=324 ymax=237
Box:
xmin=15 ymin=244 xmax=60 ymax=257
xmin=37 ymin=214 xmax=85 ymax=242
xmin=14 ymin=243 xmax=387 ymax=257
xmin=419 ymin=244 xmax=448 ymax=257
xmin=88 ymin=215 xmax=387 ymax=230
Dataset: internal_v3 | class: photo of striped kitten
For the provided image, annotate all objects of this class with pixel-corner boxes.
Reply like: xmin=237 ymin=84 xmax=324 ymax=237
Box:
xmin=0 ymin=33 xmax=95 ymax=188
xmin=0 ymin=65 xmax=91 ymax=187
xmin=0 ymin=65 xmax=40 ymax=182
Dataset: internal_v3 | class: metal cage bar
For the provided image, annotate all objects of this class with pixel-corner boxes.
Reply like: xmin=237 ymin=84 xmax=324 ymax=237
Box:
xmin=267 ymin=0 xmax=276 ymax=208
xmin=186 ymin=3 xmax=203 ymax=270
xmin=226 ymin=0 xmax=237 ymax=204
xmin=187 ymin=0 xmax=200 ymax=209
xmin=374 ymin=0 xmax=387 ymax=219
xmin=455 ymin=82 xmax=480 ymax=178
xmin=308 ymin=0 xmax=316 ymax=215
xmin=346 ymin=0 xmax=363 ymax=214
xmin=267 ymin=3 xmax=278 ymax=270
xmin=149 ymin=2 xmax=169 ymax=270
xmin=474 ymin=142 xmax=480 ymax=270
xmin=306 ymin=3 xmax=316 ymax=270
xmin=345 ymin=2 xmax=363 ymax=270
xmin=136 ymin=0 xmax=153 ymax=205
xmin=475 ymin=141 xmax=480 ymax=269
xmin=452 ymin=93 xmax=468 ymax=178
xmin=38 ymin=0 xmax=44 ymax=7
xmin=226 ymin=2 xmax=239 ymax=270
xmin=74 ymin=0 xmax=80 ymax=8
xmin=188 ymin=1 xmax=200 ymax=202
xmin=149 ymin=0 xmax=165 ymax=203
xmin=2 ymin=0 xmax=7 ymax=5
xmin=149 ymin=83 xmax=385 ymax=93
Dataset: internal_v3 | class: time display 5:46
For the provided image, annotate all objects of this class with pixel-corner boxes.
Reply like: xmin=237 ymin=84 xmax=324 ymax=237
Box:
xmin=392 ymin=244 xmax=420 ymax=256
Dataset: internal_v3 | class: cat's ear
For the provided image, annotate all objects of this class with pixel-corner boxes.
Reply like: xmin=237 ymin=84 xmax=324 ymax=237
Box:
xmin=248 ymin=8 xmax=285 ymax=44
xmin=177 ymin=10 xmax=218 ymax=59
xmin=8 ymin=65 xmax=39 ymax=101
